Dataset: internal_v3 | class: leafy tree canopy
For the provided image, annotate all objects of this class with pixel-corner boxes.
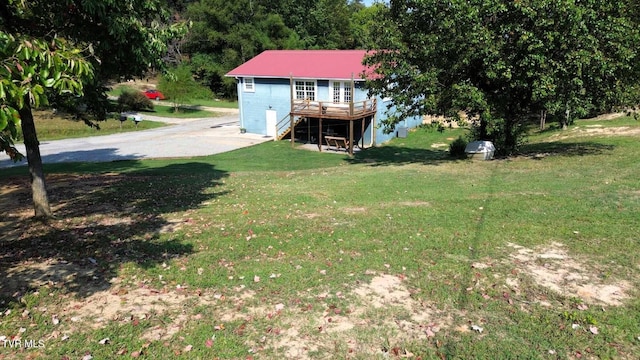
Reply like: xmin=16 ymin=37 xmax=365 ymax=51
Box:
xmin=365 ymin=0 xmax=640 ymax=154
xmin=158 ymin=64 xmax=214 ymax=111
xmin=0 ymin=0 xmax=185 ymax=218
xmin=182 ymin=0 xmax=379 ymax=98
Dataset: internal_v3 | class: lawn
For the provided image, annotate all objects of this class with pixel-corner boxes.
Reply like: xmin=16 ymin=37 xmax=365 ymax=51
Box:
xmin=140 ymin=105 xmax=221 ymax=118
xmin=0 ymin=117 xmax=639 ymax=359
xmin=15 ymin=110 xmax=167 ymax=141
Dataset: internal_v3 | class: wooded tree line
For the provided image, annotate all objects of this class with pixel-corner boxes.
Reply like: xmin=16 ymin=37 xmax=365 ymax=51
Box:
xmin=175 ymin=0 xmax=383 ymax=98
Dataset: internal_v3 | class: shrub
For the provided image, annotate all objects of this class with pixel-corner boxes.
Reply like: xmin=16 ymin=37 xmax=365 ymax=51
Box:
xmin=117 ymin=90 xmax=153 ymax=111
xmin=449 ymin=136 xmax=468 ymax=158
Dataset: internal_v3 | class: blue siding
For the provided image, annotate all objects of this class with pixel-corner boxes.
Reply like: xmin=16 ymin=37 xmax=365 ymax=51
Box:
xmin=238 ymin=78 xmax=291 ymax=135
xmin=236 ymin=77 xmax=422 ymax=145
xmin=374 ymin=98 xmax=423 ymax=144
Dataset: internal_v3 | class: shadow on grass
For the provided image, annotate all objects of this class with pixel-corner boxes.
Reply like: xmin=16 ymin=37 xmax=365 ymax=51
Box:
xmin=519 ymin=141 xmax=616 ymax=158
xmin=348 ymin=145 xmax=457 ymax=166
xmin=0 ymin=161 xmax=227 ymax=303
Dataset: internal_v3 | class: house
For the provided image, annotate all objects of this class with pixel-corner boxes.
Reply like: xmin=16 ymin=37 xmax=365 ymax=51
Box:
xmin=226 ymin=50 xmax=422 ymax=155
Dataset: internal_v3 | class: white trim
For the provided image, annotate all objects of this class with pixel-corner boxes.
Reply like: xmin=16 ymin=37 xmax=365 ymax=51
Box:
xmin=243 ymin=77 xmax=255 ymax=92
xmin=226 ymin=74 xmax=366 ymax=82
xmin=293 ymin=79 xmax=317 ymax=101
xmin=329 ymin=81 xmax=353 ymax=103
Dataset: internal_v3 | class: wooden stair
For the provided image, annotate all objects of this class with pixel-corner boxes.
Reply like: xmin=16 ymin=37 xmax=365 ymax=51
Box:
xmin=276 ymin=114 xmax=305 ymax=140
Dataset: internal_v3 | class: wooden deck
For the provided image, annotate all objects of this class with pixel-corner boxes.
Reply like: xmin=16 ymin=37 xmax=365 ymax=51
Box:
xmin=290 ymin=99 xmax=377 ymax=120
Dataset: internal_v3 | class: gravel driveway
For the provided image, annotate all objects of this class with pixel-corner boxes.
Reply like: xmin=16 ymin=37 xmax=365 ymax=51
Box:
xmin=0 ymin=111 xmax=271 ymax=168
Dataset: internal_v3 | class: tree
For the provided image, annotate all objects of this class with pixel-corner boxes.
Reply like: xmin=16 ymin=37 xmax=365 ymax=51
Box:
xmin=0 ymin=33 xmax=94 ymax=218
xmin=184 ymin=0 xmax=301 ymax=98
xmin=365 ymin=0 xmax=640 ymax=155
xmin=158 ymin=64 xmax=214 ymax=112
xmin=1 ymin=0 xmax=184 ymax=218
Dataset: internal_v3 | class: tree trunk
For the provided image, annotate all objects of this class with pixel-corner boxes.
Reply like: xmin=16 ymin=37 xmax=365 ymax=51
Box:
xmin=18 ymin=100 xmax=53 ymax=219
xmin=561 ymin=108 xmax=570 ymax=130
xmin=539 ymin=110 xmax=546 ymax=131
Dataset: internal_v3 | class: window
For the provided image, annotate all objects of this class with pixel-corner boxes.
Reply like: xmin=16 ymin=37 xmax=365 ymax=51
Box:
xmin=344 ymin=84 xmax=352 ymax=102
xmin=330 ymin=81 xmax=352 ymax=103
xmin=243 ymin=77 xmax=255 ymax=92
xmin=295 ymin=80 xmax=316 ymax=100
xmin=333 ymin=82 xmax=341 ymax=103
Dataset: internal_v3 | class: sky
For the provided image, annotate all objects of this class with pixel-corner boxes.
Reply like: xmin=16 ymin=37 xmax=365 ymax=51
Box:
xmin=363 ymin=0 xmax=379 ymax=6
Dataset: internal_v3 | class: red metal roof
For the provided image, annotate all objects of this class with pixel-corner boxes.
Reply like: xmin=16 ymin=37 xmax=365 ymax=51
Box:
xmin=226 ymin=50 xmax=373 ymax=80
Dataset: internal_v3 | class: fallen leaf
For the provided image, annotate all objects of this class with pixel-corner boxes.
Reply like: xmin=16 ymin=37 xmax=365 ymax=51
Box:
xmin=183 ymin=344 xmax=193 ymax=352
xmin=572 ymin=324 xmax=580 ymax=330
xmin=425 ymin=327 xmax=436 ymax=338
xmin=319 ymin=270 xmax=327 ymax=275
xmin=275 ymin=303 xmax=285 ymax=311
xmin=577 ymin=304 xmax=588 ymax=311
xmin=205 ymin=338 xmax=214 ymax=347
xmin=117 ymin=348 xmax=127 ymax=355
xmin=82 ymin=355 xmax=93 ymax=360
xmin=471 ymin=325 xmax=483 ymax=333
xmin=254 ymin=275 xmax=260 ymax=283
xmin=131 ymin=351 xmax=141 ymax=358
xmin=589 ymin=326 xmax=599 ymax=335
xmin=98 ymin=337 xmax=110 ymax=345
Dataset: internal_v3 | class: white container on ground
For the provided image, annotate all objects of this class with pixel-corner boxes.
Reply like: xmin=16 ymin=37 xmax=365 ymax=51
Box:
xmin=465 ymin=141 xmax=495 ymax=160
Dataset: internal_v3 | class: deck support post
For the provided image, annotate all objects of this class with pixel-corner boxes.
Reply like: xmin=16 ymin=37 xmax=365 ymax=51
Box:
xmin=290 ymin=74 xmax=294 ymax=148
xmin=361 ymin=118 xmax=365 ymax=149
xmin=291 ymin=116 xmax=295 ymax=148
xmin=349 ymin=120 xmax=354 ymax=156
xmin=318 ymin=118 xmax=323 ymax=152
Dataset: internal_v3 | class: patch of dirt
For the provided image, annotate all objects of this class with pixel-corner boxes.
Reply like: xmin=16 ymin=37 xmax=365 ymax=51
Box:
xmin=506 ymin=242 xmax=631 ymax=306
xmin=1 ymin=260 xmax=96 ymax=297
xmin=548 ymin=126 xmax=640 ymax=141
xmin=398 ymin=201 xmax=431 ymax=207
xmin=342 ymin=207 xmax=367 ymax=214
xmin=268 ymin=274 xmax=452 ymax=359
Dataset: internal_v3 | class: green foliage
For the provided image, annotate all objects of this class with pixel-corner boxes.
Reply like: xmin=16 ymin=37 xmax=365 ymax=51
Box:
xmin=365 ymin=0 xmax=640 ymax=155
xmin=158 ymin=64 xmax=214 ymax=111
xmin=117 ymin=90 xmax=154 ymax=112
xmin=0 ymin=32 xmax=94 ymax=160
xmin=184 ymin=0 xmax=302 ymax=98
xmin=183 ymin=0 xmax=379 ymax=98
xmin=448 ymin=136 xmax=468 ymax=158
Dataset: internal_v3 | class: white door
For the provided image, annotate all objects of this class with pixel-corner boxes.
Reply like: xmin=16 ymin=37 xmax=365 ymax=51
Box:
xmin=266 ymin=109 xmax=277 ymax=138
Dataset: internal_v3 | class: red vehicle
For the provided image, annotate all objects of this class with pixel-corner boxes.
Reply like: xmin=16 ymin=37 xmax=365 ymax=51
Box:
xmin=143 ymin=89 xmax=165 ymax=100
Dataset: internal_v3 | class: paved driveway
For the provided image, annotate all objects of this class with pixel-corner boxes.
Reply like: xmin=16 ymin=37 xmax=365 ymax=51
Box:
xmin=0 ymin=112 xmax=272 ymax=168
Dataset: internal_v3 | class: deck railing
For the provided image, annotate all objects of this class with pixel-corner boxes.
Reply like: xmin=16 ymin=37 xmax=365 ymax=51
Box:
xmin=291 ymin=99 xmax=377 ymax=118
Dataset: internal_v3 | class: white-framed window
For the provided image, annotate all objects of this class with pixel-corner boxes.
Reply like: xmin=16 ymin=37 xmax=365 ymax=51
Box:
xmin=243 ymin=77 xmax=255 ymax=92
xmin=294 ymin=80 xmax=316 ymax=100
xmin=344 ymin=84 xmax=352 ymax=102
xmin=330 ymin=81 xmax=353 ymax=103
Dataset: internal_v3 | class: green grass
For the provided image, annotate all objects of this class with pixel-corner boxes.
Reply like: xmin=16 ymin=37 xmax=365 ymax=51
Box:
xmin=16 ymin=112 xmax=167 ymax=141
xmin=140 ymin=104 xmax=220 ymax=118
xmin=1 ymin=116 xmax=639 ymax=359
xmin=189 ymin=98 xmax=238 ymax=108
